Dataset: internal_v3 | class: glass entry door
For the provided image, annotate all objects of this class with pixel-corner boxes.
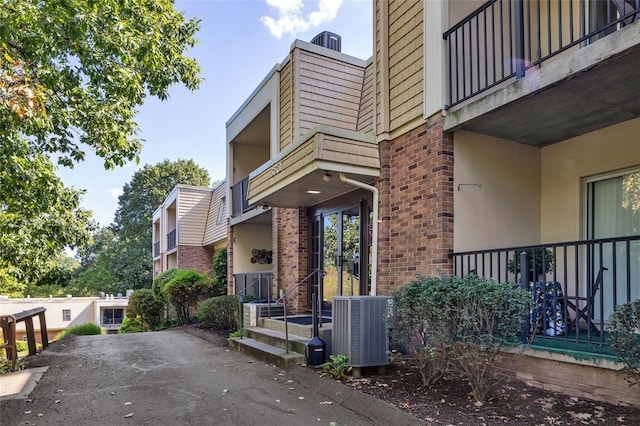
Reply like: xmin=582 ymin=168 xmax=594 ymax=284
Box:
xmin=309 ymin=202 xmax=368 ymax=310
xmin=323 ymin=206 xmax=361 ymax=301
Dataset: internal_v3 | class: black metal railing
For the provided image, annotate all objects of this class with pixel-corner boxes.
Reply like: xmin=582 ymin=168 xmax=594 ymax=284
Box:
xmin=443 ymin=0 xmax=640 ymax=109
xmin=277 ymin=270 xmax=326 ymax=354
xmin=449 ymin=235 xmax=640 ymax=347
xmin=234 ymin=272 xmax=274 ymax=300
xmin=167 ymin=229 xmax=176 ymax=251
xmin=153 ymin=241 xmax=160 ymax=257
xmin=231 ymin=175 xmax=255 ymax=217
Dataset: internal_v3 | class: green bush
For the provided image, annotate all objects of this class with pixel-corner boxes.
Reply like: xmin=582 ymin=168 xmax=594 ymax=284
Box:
xmin=152 ymin=268 xmax=181 ymax=303
xmin=390 ymin=275 xmax=530 ymax=403
xmin=197 ymin=295 xmax=239 ymax=331
xmin=127 ymin=288 xmax=164 ymax=330
xmin=58 ymin=323 xmax=103 ymax=339
xmin=212 ymin=247 xmax=228 ymax=296
xmin=118 ymin=317 xmax=146 ymax=334
xmin=164 ymin=269 xmax=214 ymax=325
xmin=608 ymin=300 xmax=640 ymax=387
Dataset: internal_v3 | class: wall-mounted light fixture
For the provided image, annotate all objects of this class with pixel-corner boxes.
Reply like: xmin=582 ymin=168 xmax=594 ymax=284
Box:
xmin=323 ymin=172 xmax=332 ymax=182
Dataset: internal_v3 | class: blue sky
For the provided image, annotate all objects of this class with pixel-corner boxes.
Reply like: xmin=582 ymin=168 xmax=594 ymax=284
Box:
xmin=57 ymin=0 xmax=373 ymax=227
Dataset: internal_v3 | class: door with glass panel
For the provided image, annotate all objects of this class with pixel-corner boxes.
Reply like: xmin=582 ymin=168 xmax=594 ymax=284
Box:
xmin=587 ymin=169 xmax=640 ymax=320
xmin=309 ymin=203 xmax=369 ymax=310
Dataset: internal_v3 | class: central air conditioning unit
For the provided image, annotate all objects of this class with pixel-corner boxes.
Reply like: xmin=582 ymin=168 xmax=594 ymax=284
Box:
xmin=243 ymin=302 xmax=284 ymax=328
xmin=332 ymin=296 xmax=392 ymax=374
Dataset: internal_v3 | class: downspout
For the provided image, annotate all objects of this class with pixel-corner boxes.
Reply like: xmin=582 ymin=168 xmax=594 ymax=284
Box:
xmin=339 ymin=173 xmax=378 ymax=296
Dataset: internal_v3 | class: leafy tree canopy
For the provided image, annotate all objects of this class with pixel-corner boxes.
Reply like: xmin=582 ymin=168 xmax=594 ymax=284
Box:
xmin=0 ymin=0 xmax=201 ymax=292
xmin=0 ymin=0 xmax=201 ymax=168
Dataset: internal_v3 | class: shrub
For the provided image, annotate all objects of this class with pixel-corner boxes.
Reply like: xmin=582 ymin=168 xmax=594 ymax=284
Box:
xmin=164 ymin=269 xmax=214 ymax=325
xmin=118 ymin=317 xmax=146 ymax=334
xmin=152 ymin=268 xmax=181 ymax=303
xmin=58 ymin=323 xmax=103 ymax=339
xmin=390 ymin=275 xmax=530 ymax=403
xmin=608 ymin=300 xmax=640 ymax=387
xmin=127 ymin=288 xmax=164 ymax=330
xmin=212 ymin=247 xmax=228 ymax=296
xmin=197 ymin=295 xmax=239 ymax=331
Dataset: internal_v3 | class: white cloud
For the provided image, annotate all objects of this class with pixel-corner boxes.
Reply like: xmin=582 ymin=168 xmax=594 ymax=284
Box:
xmin=261 ymin=0 xmax=342 ymax=39
xmin=108 ymin=188 xmax=123 ymax=199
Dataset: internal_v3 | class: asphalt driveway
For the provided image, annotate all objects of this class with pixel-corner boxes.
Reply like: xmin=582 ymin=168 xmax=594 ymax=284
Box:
xmin=0 ymin=327 xmax=423 ymax=426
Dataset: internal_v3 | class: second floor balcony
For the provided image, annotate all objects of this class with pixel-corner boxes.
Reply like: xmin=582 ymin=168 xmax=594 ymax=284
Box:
xmin=167 ymin=229 xmax=176 ymax=251
xmin=443 ymin=0 xmax=640 ymax=146
xmin=231 ymin=175 xmax=255 ymax=217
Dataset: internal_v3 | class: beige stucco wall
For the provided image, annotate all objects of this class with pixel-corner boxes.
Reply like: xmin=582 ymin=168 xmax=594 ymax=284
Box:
xmin=540 ymin=118 xmax=640 ymax=242
xmin=0 ymin=298 xmax=129 ymax=333
xmin=454 ymin=130 xmax=541 ymax=251
xmin=232 ymin=224 xmax=273 ymax=272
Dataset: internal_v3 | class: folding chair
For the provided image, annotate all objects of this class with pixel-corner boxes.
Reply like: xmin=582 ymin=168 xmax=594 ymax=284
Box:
xmin=565 ymin=266 xmax=608 ymax=336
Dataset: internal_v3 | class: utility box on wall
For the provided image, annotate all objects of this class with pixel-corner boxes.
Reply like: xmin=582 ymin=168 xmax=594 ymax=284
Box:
xmin=243 ymin=303 xmax=284 ymax=328
xmin=332 ymin=296 xmax=392 ymax=376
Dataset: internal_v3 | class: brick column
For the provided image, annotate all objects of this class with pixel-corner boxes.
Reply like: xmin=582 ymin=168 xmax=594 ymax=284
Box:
xmin=379 ymin=116 xmax=454 ymax=294
xmin=273 ymin=207 xmax=309 ymax=314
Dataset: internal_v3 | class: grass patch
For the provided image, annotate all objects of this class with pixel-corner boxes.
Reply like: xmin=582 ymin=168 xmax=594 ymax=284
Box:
xmin=57 ymin=323 xmax=104 ymax=339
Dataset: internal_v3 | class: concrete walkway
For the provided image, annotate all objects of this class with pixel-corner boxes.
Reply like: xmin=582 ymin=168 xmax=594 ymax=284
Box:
xmin=0 ymin=328 xmax=424 ymax=426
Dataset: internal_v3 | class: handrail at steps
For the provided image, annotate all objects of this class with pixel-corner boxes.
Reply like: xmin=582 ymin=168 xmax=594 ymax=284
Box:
xmin=276 ymin=269 xmax=326 ymax=354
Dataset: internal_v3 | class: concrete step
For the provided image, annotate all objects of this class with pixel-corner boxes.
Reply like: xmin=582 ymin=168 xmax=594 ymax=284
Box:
xmin=244 ymin=326 xmax=309 ymax=354
xmin=228 ymin=337 xmax=305 ymax=369
xmin=258 ymin=317 xmax=332 ymax=340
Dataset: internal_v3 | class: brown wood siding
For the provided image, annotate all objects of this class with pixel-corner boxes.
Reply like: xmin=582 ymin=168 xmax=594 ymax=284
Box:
xmin=177 ymin=189 xmax=211 ymax=246
xmin=203 ymin=184 xmax=227 ymax=246
xmin=357 ymin=62 xmax=375 ymax=134
xmin=280 ymin=60 xmax=294 ymax=152
xmin=249 ymin=131 xmax=379 ymax=200
xmin=296 ymin=50 xmax=365 ymax=135
xmin=388 ymin=0 xmax=423 ymax=131
xmin=319 ymin=134 xmax=379 ymax=168
xmin=250 ymin=137 xmax=317 ymax=197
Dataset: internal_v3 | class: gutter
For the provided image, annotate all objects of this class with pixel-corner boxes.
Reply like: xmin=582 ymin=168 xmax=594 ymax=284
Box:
xmin=339 ymin=173 xmax=378 ymax=296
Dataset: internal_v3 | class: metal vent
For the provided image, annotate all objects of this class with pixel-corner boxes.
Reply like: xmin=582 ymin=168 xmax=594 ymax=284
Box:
xmin=310 ymin=31 xmax=341 ymax=52
xmin=332 ymin=296 xmax=392 ymax=367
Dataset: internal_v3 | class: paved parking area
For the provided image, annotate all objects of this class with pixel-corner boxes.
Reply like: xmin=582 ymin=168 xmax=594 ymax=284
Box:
xmin=0 ymin=328 xmax=423 ymax=426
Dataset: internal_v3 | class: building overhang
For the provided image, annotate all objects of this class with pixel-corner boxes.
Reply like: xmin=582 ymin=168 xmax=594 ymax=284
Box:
xmin=247 ymin=125 xmax=379 ymax=208
xmin=443 ymin=21 xmax=640 ymax=146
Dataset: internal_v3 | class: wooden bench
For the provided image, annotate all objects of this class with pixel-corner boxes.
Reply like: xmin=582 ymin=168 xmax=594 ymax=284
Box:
xmin=1 ymin=307 xmax=49 ymax=371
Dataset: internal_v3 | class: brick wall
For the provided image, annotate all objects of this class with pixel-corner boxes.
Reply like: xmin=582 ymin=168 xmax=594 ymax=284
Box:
xmin=497 ymin=350 xmax=640 ymax=408
xmin=273 ymin=207 xmax=308 ymax=314
xmin=177 ymin=245 xmax=214 ymax=277
xmin=377 ymin=116 xmax=454 ymax=295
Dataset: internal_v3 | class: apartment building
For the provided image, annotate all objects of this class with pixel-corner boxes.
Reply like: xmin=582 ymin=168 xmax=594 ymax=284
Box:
xmin=152 ymin=182 xmax=227 ymax=278
xmin=226 ymin=0 xmax=639 ymax=405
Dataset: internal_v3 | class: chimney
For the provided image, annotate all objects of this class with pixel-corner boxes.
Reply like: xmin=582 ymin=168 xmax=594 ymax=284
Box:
xmin=311 ymin=31 xmax=341 ymax=52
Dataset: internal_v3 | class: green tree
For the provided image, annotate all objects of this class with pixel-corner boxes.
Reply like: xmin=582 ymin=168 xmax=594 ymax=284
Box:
xmin=0 ymin=0 xmax=201 ymax=290
xmin=0 ymin=140 xmax=93 ymax=287
xmin=0 ymin=0 xmax=201 ymax=168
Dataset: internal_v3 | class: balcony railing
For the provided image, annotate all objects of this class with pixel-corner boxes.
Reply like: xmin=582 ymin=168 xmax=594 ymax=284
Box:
xmin=231 ymin=175 xmax=255 ymax=217
xmin=167 ymin=229 xmax=176 ymax=251
xmin=443 ymin=0 xmax=640 ymax=109
xmin=449 ymin=235 xmax=640 ymax=347
xmin=153 ymin=241 xmax=160 ymax=257
xmin=234 ymin=271 xmax=273 ymax=300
